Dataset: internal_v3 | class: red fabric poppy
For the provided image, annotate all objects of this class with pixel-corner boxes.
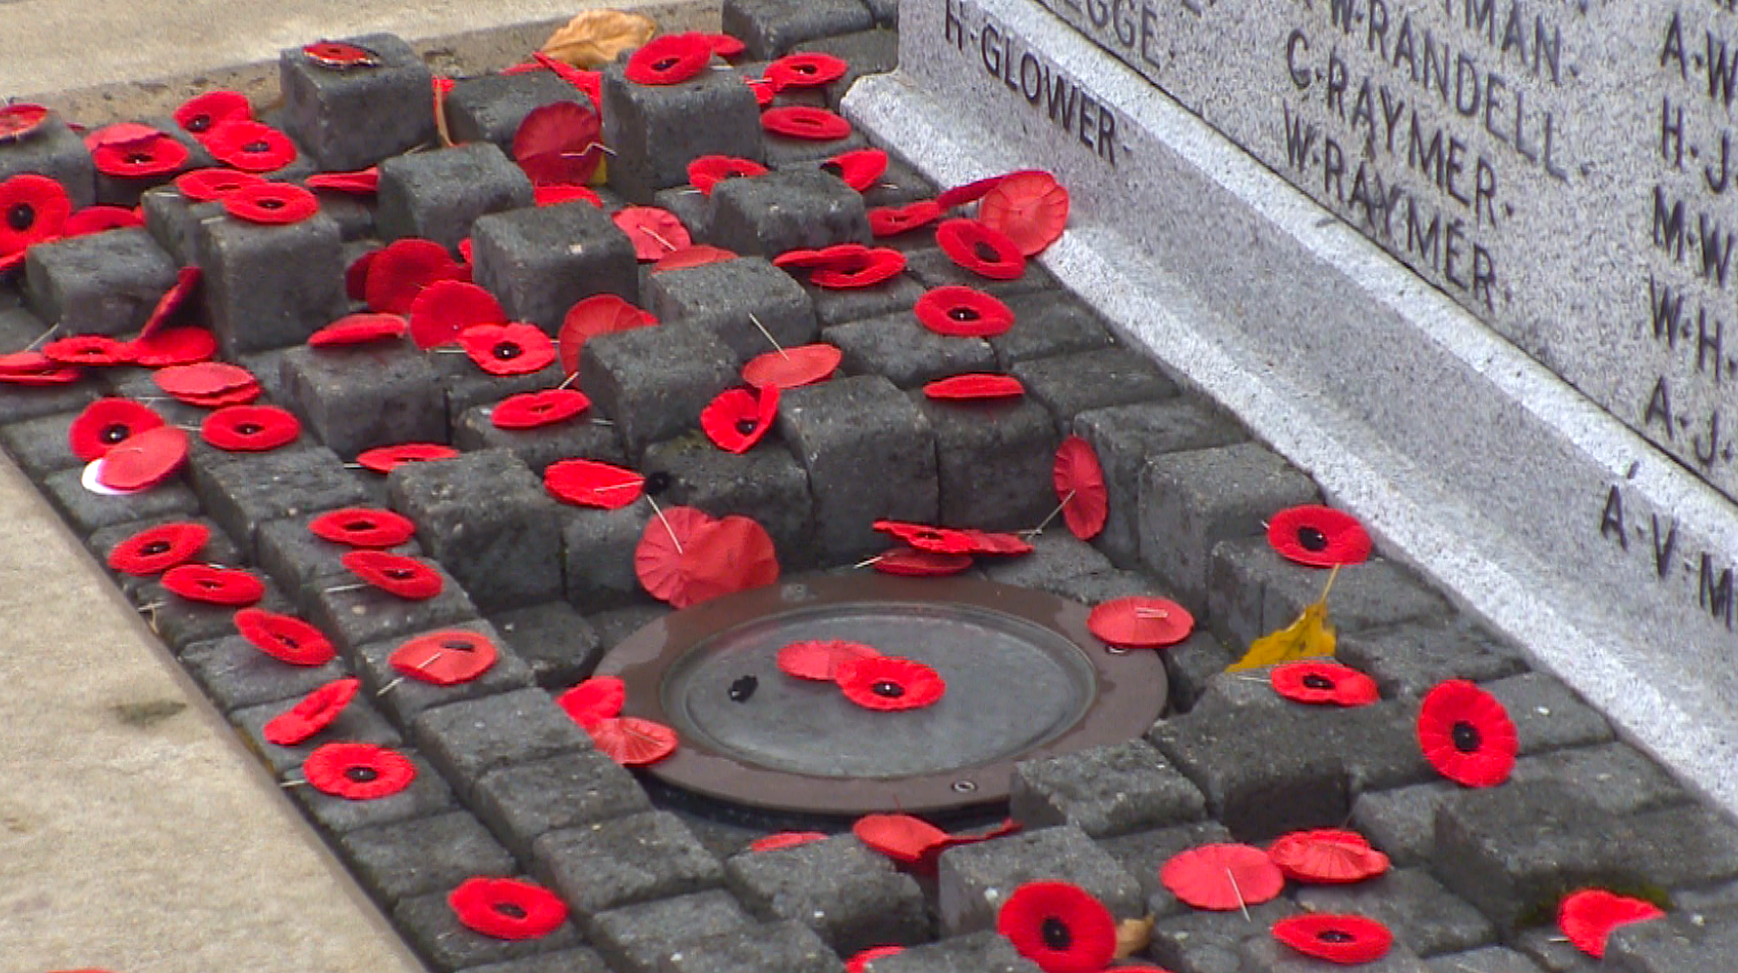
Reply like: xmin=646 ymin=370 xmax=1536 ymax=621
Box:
xmin=870 ymin=546 xmax=974 ymax=577
xmin=161 ymin=563 xmax=265 ymax=606
xmin=534 ymin=183 xmax=603 ymax=207
xmin=556 ymin=675 xmax=626 ymax=728
xmin=1558 ymin=889 xmax=1665 ymax=958
xmin=41 ymin=335 xmax=134 ymax=367
xmin=90 ymin=132 xmax=189 ymax=178
xmin=853 ymin=813 xmax=950 ymax=864
xmin=777 ymin=639 xmax=881 ymax=681
xmin=0 ymin=173 xmax=72 ymax=255
xmin=869 ymin=200 xmax=943 ymax=237
xmin=844 ymin=946 xmax=904 ymax=973
xmin=174 ymin=90 xmax=252 ymax=135
xmin=751 ymin=832 xmax=829 ymax=853
xmin=979 ymin=171 xmax=1071 ymax=256
xmin=996 ymin=881 xmax=1117 ymax=973
xmin=1159 ymin=843 xmax=1285 ymax=911
xmin=308 ymin=507 xmax=419 ymax=548
xmin=96 ymin=425 xmax=189 ymax=490
xmin=449 ymin=876 xmax=569 ymax=940
xmin=137 ymin=265 xmax=202 ymax=339
xmin=700 ymin=32 xmax=746 ymax=57
xmin=308 ymin=312 xmax=409 ymax=347
xmin=1087 ymin=597 xmax=1194 ymax=648
xmin=235 ymin=607 xmax=336 ymax=666
xmin=803 ymin=246 xmax=905 ymax=289
xmin=305 ymin=167 xmax=379 ymax=194
xmin=0 ymin=104 xmax=50 ymax=143
xmin=745 ymin=74 xmax=778 ymax=106
xmin=203 ymin=120 xmax=298 ymax=172
xmin=687 ymin=155 xmax=769 ymax=194
xmin=341 ymin=550 xmax=444 ymax=599
xmin=634 ymin=505 xmax=715 ymax=604
xmin=872 ymin=520 xmax=1032 ymax=556
xmin=262 ymin=677 xmax=359 ymax=745
xmin=458 ymin=322 xmax=556 ymax=376
xmin=1271 ymin=914 xmax=1393 ymax=965
xmin=742 ymin=343 xmax=840 ymax=390
xmin=366 ymin=238 xmax=462 ymax=314
xmin=586 ymin=716 xmax=680 ymax=765
xmin=355 ymin=442 xmax=460 ymax=473
xmin=302 ymin=40 xmax=380 ymax=68
xmin=1270 ymin=661 xmax=1380 ymax=707
xmin=836 ymin=655 xmax=945 ymax=711
xmin=0 ymin=351 xmax=79 ymax=385
xmin=200 ymin=405 xmax=301 ymax=452
xmin=529 ymin=53 xmax=603 ymax=107
xmin=652 ymin=245 xmax=737 ymax=274
xmin=545 ymin=458 xmax=645 ymax=509
xmin=936 ymin=174 xmax=1007 ymax=210
xmin=512 ymin=101 xmax=604 ymax=186
xmin=106 ymin=521 xmax=210 ymax=576
xmin=223 ymin=182 xmax=318 ymax=224
xmin=410 ymin=280 xmax=508 ymax=349
xmin=614 ymin=206 xmax=691 ymax=261
xmin=390 ymin=629 xmax=499 ymax=685
xmin=152 ymin=361 xmax=260 ymax=406
xmin=130 ymin=326 xmax=217 ymax=366
xmin=765 ymin=52 xmax=848 ymax=88
xmin=673 ymin=514 xmax=780 ymax=607
xmin=174 ymin=167 xmax=266 ymax=202
xmin=64 ymin=205 xmax=145 ymax=237
xmin=84 ymin=123 xmax=164 ymax=152
xmin=1267 ymin=505 xmax=1373 ymax=567
xmin=69 ymin=398 xmax=165 ymax=462
xmin=558 ymin=294 xmax=658 ymax=375
xmin=923 ymin=373 xmax=1023 ymax=401
xmin=761 ymin=106 xmax=851 ymax=141
xmin=700 ymin=384 xmax=779 ymax=453
xmin=1267 ymin=828 xmax=1390 ymax=884
xmin=821 ymin=148 xmax=888 ymax=192
xmin=346 ymin=250 xmax=375 ymax=301
xmin=936 ymin=218 xmax=1026 ymax=280
xmin=1417 ymin=679 xmax=1518 ymax=787
xmin=624 ymin=33 xmax=713 ymax=85
xmin=1050 ymin=435 xmax=1109 ymax=541
xmin=914 ymin=286 xmax=1015 ymax=338
xmin=492 ymin=388 xmax=591 ymax=430
xmin=302 ymin=741 xmax=417 ymax=801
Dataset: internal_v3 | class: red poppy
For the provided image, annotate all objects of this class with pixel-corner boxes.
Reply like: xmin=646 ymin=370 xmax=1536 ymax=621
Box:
xmin=512 ymin=101 xmax=604 ymax=186
xmin=700 ymin=384 xmax=779 ymax=453
xmin=835 ymin=655 xmax=945 ymax=711
xmin=853 ymin=813 xmax=950 ymax=864
xmin=0 ymin=104 xmax=50 ymax=144
xmin=936 ymin=219 xmax=1027 ymax=281
xmin=872 ymin=520 xmax=1032 ymax=556
xmin=844 ymin=946 xmax=904 ymax=973
xmin=69 ymin=398 xmax=165 ymax=462
xmin=174 ymin=167 xmax=266 ymax=202
xmin=777 ymin=639 xmax=881 ymax=681
xmin=389 ymin=629 xmax=499 ymax=685
xmin=0 ymin=174 xmax=71 ymax=256
xmin=534 ymin=183 xmax=602 ymax=207
xmin=765 ymin=52 xmax=848 ymax=88
xmin=106 ymin=521 xmax=210 ymax=576
xmin=262 ymin=677 xmax=359 ymax=745
xmin=751 ymin=831 xmax=829 ymax=853
xmin=869 ymin=200 xmax=942 ymax=237
xmin=0 ymin=357 xmax=80 ymax=385
xmin=914 ymin=286 xmax=1015 ymax=338
xmin=1048 ymin=436 xmax=1109 ymax=540
xmin=979 ymin=171 xmax=1070 ymax=256
xmin=203 ymin=120 xmax=298 ymax=172
xmin=614 ymin=206 xmax=691 ymax=261
xmin=308 ymin=507 xmax=419 ymax=548
xmin=745 ymin=74 xmax=778 ymax=107
xmin=64 ymin=205 xmax=145 ymax=237
xmin=1086 ymin=597 xmax=1194 ymax=649
xmin=699 ymin=32 xmax=745 ymax=57
xmin=545 ymin=458 xmax=645 ymax=509
xmin=161 ymin=563 xmax=265 ymax=606
xmin=1267 ymin=828 xmax=1390 ymax=884
xmin=1267 ymin=505 xmax=1373 ymax=568
xmin=1159 ymin=843 xmax=1285 ymax=911
xmin=821 ymin=148 xmax=888 ymax=192
xmin=449 ymin=876 xmax=570 ymax=940
xmin=365 ymin=238 xmax=462 ymax=314
xmin=308 ymin=312 xmax=409 ymax=347
xmin=529 ymin=53 xmax=603 ymax=107
xmin=235 ymin=607 xmax=336 ymax=666
xmin=84 ymin=123 xmax=164 ymax=152
xmin=686 ymin=155 xmax=770 ymax=195
xmin=761 ymin=106 xmax=851 ymax=141
xmin=742 ymin=343 xmax=841 ymax=390
xmin=789 ymin=246 xmax=904 ymax=289
xmin=673 ymin=514 xmax=780 ymax=607
xmin=340 ymin=549 xmax=444 ymax=599
xmin=152 ymin=361 xmax=260 ymax=406
xmin=346 ymin=250 xmax=376 ymax=301
xmin=221 ymin=182 xmax=319 ymax=225
xmin=996 ymin=881 xmax=1117 ymax=973
xmin=355 ymin=442 xmax=460 ymax=473
xmin=1271 ymin=914 xmax=1393 ymax=965
xmin=1558 ymin=889 xmax=1665 ymax=958
xmin=302 ymin=741 xmax=417 ymax=801
xmin=130 ymin=326 xmax=217 ymax=366
xmin=457 ymin=322 xmax=556 ymax=376
xmin=200 ymin=405 xmax=301 ymax=452
xmin=586 ymin=716 xmax=679 ymax=766
xmin=624 ymin=33 xmax=713 ymax=85
xmin=41 ymin=335 xmax=133 ymax=367
xmin=556 ymin=675 xmax=626 ymax=728
xmin=870 ymin=546 xmax=974 ymax=577
xmin=90 ymin=131 xmax=189 ymax=178
xmin=633 ymin=505 xmax=714 ymax=604
xmin=558 ymin=294 xmax=658 ymax=375
xmin=96 ymin=425 xmax=189 ymax=490
xmin=1417 ymin=680 xmax=1518 ymax=787
xmin=305 ymin=167 xmax=380 ymax=194
xmin=302 ymin=40 xmax=380 ymax=69
xmin=174 ymin=90 xmax=252 ymax=135
xmin=936 ymin=174 xmax=1006 ymax=210
xmin=491 ymin=388 xmax=591 ymax=430
xmin=1270 ymin=661 xmax=1380 ymax=707
xmin=410 ymin=280 xmax=508 ymax=349
xmin=923 ymin=373 xmax=1024 ymax=401
xmin=130 ymin=265 xmax=202 ymax=340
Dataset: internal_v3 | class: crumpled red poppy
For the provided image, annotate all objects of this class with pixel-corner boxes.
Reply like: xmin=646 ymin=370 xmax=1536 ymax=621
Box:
xmin=0 ymin=174 xmax=71 ymax=257
xmin=449 ymin=876 xmax=570 ymax=940
xmin=138 ymin=265 xmax=202 ymax=339
xmin=68 ymin=398 xmax=165 ymax=462
xmin=161 ymin=563 xmax=265 ymax=606
xmin=305 ymin=167 xmax=379 ymax=194
xmin=42 ymin=335 xmax=135 ymax=367
xmin=1160 ymin=843 xmax=1285 ymax=911
xmin=742 ymin=343 xmax=840 ymax=390
xmin=762 ymin=106 xmax=851 ymax=141
xmin=936 ymin=173 xmax=1007 ymax=210
xmin=1266 ymin=828 xmax=1390 ymax=884
xmin=262 ymin=677 xmax=358 ymax=746
xmin=410 ymin=280 xmax=507 ymax=349
xmin=635 ymin=507 xmax=780 ymax=608
xmin=106 ymin=521 xmax=209 ymax=576
xmin=844 ymin=946 xmax=904 ymax=973
xmin=512 ymin=101 xmax=604 ymax=186
xmin=873 ymin=519 xmax=1032 ymax=556
xmin=389 ymin=629 xmax=498 ymax=685
xmin=869 ymin=200 xmax=942 ymax=237
xmin=96 ymin=425 xmax=189 ymax=490
xmin=558 ymin=294 xmax=657 ymax=375
xmin=687 ymin=155 xmax=769 ymax=195
xmin=534 ymin=183 xmax=603 ymax=207
xmin=836 ymin=655 xmax=945 ymax=711
xmin=89 ymin=129 xmax=189 ymax=178
xmin=302 ymin=40 xmax=380 ymax=69
xmin=614 ymin=206 xmax=691 ymax=261
xmin=308 ymin=312 xmax=409 ymax=347
xmin=492 ymin=388 xmax=591 ymax=430
xmin=173 ymin=167 xmax=266 ymax=203
xmin=978 ymin=170 xmax=1071 ymax=256
xmin=996 ymin=881 xmax=1117 ymax=973
xmin=0 ymin=104 xmax=50 ymax=144
xmin=774 ymin=244 xmax=904 ymax=289
xmin=765 ymin=52 xmax=849 ymax=88
xmin=235 ymin=607 xmax=336 ymax=666
xmin=556 ymin=675 xmax=626 ymax=728
xmin=870 ymin=546 xmax=974 ymax=577
xmin=342 ymin=550 xmax=445 ymax=599
xmin=302 ymin=741 xmax=417 ymax=801
xmin=365 ymin=238 xmax=463 ymax=314
xmin=923 ymin=373 xmax=1023 ymax=401
xmin=1271 ymin=913 xmax=1393 ymax=965
xmin=777 ymin=639 xmax=880 ymax=681
xmin=201 ymin=404 xmax=301 ymax=452
xmin=752 ymin=832 xmax=829 ymax=853
xmin=64 ymin=205 xmax=145 ymax=237
xmin=308 ymin=507 xmax=418 ymax=548
xmin=355 ymin=442 xmax=460 ymax=473
xmin=1051 ymin=436 xmax=1107 ymax=540
xmin=624 ymin=33 xmax=713 ymax=85
xmin=820 ymin=148 xmax=888 ymax=192
xmin=853 ymin=813 xmax=950 ymax=864
xmin=653 ymin=245 xmax=737 ymax=273
xmin=586 ymin=716 xmax=679 ymax=765
xmin=937 ymin=218 xmax=1026 ymax=280
xmin=0 ymin=351 xmax=80 ymax=386
xmin=1557 ymin=889 xmax=1665 ymax=958
xmin=545 ymin=459 xmax=645 ymax=509
xmin=914 ymin=285 xmax=1015 ymax=338
xmin=700 ymin=384 xmax=779 ymax=453
xmin=530 ymin=53 xmax=603 ymax=107
xmin=202 ymin=120 xmax=298 ymax=172
xmin=130 ymin=326 xmax=217 ymax=366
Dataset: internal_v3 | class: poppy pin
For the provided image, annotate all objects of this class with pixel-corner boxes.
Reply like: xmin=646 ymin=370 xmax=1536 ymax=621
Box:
xmin=64 ymin=205 xmax=146 ymax=237
xmin=835 ymin=655 xmax=945 ymax=712
xmin=686 ymin=155 xmax=768 ymax=194
xmin=96 ymin=425 xmax=189 ymax=491
xmin=753 ymin=831 xmax=829 ymax=853
xmin=821 ymin=148 xmax=889 ymax=192
xmin=512 ymin=101 xmax=604 ymax=186
xmin=491 ymin=388 xmax=591 ymax=430
xmin=1268 ymin=505 xmax=1373 ymax=567
xmin=545 ymin=458 xmax=646 ymax=509
xmin=262 ymin=677 xmax=359 ymax=746
xmin=558 ymin=294 xmax=657 ymax=375
xmin=1087 ymin=596 xmax=1194 ymax=649
xmin=914 ymin=285 xmax=1015 ymax=338
xmin=936 ymin=218 xmax=1027 ymax=280
xmin=302 ymin=741 xmax=417 ymax=801
xmin=556 ymin=675 xmax=626 ymax=728
xmin=1266 ymin=828 xmax=1390 ymax=884
xmin=354 ymin=442 xmax=460 ymax=473
xmin=308 ymin=507 xmax=419 ymax=548
xmin=1416 ymin=679 xmax=1518 ymax=787
xmin=457 ymin=322 xmax=557 ymax=376
xmin=305 ymin=167 xmax=380 ymax=194
xmin=389 ymin=629 xmax=499 ymax=685
xmin=924 ymin=373 xmax=1024 ymax=401
xmin=1050 ymin=436 xmax=1108 ymax=540
xmin=700 ymin=384 xmax=780 ymax=453
xmin=1271 ymin=913 xmax=1394 ymax=965
xmin=978 ymin=170 xmax=1071 ymax=256
xmin=68 ymin=398 xmax=166 ymax=462
xmin=129 ymin=326 xmax=217 ymax=367
xmin=534 ymin=183 xmax=603 ymax=207
xmin=1270 ymin=661 xmax=1379 ymax=707
xmin=742 ymin=343 xmax=840 ymax=390
xmin=868 ymin=546 xmax=974 ymax=577
xmin=761 ymin=106 xmax=852 ymax=141
xmin=223 ymin=182 xmax=319 ymax=225
xmin=411 ymin=280 xmax=508 ymax=350
xmin=200 ymin=405 xmax=301 ymax=452
xmin=995 ymin=881 xmax=1118 ymax=973
xmin=106 ymin=521 xmax=210 ymax=576
xmin=869 ymin=200 xmax=943 ymax=237
xmin=585 ymin=716 xmax=680 ymax=765
xmin=302 ymin=40 xmax=380 ymax=69
xmin=174 ymin=90 xmax=252 ymax=135
xmin=235 ymin=607 xmax=336 ymax=666
xmin=624 ymin=33 xmax=713 ymax=85
xmin=777 ymin=639 xmax=881 ymax=682
xmin=161 ymin=563 xmax=265 ymax=606
xmin=448 ymin=876 xmax=569 ymax=940
xmin=365 ymin=238 xmax=462 ymax=314
xmin=0 ymin=104 xmax=51 ymax=144
xmin=173 ymin=167 xmax=267 ymax=203
xmin=308 ymin=312 xmax=409 ymax=348
xmin=936 ymin=173 xmax=1007 ymax=210
xmin=138 ymin=265 xmax=203 ymax=340
xmin=202 ymin=120 xmax=298 ymax=173
xmin=614 ymin=206 xmax=692 ymax=261
xmin=41 ymin=335 xmax=135 ymax=367
xmin=765 ymin=52 xmax=849 ymax=89
xmin=845 ymin=946 xmax=905 ymax=973
xmin=89 ymin=130 xmax=189 ymax=178
xmin=1159 ymin=843 xmax=1285 ymax=911
xmin=0 ymin=173 xmax=72 ymax=256
xmin=1557 ymin=888 xmax=1665 ymax=958
xmin=342 ymin=549 xmax=445 ymax=600
xmin=634 ymin=506 xmax=780 ymax=609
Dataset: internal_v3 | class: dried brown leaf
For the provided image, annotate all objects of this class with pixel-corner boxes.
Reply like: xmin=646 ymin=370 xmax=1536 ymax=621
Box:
xmin=1114 ymin=915 xmax=1154 ymax=959
xmin=541 ymin=10 xmax=657 ymax=69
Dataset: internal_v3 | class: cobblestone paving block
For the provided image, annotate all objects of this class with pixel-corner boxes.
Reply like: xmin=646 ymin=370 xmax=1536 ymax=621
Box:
xmin=664 ymin=920 xmax=847 ymax=973
xmin=311 ymin=189 xmax=376 ymax=241
xmin=230 ymin=693 xmax=403 ymax=777
xmin=916 ymin=393 xmax=1059 ymax=531
xmin=1095 ymin=818 xmax=1232 ymax=906
xmin=388 ymin=448 xmax=565 ymax=610
xmin=456 ymin=403 xmax=626 ymax=475
xmin=534 ymin=810 xmax=726 ymax=918
xmin=490 ymin=601 xmax=605 ymax=689
xmin=707 ymin=168 xmax=870 ymax=256
xmin=867 ymin=929 xmax=1044 ymax=973
xmin=642 ymin=434 xmax=817 ymax=570
xmin=936 ymin=824 xmax=1143 ymax=935
xmin=351 ymin=620 xmax=537 ymax=729
xmin=140 ymin=186 xmax=221 ymax=263
xmin=137 ymin=574 xmax=296 ymax=653
xmin=1146 ymin=898 xmax=1297 ymax=973
xmin=256 ymin=511 xmax=423 ymax=609
xmin=1623 ymin=801 xmax=1738 ymax=891
xmin=279 ymin=339 xmax=449 ymax=460
xmin=472 ymin=200 xmax=640 ymax=334
xmin=393 ymin=883 xmax=585 ymax=973
xmin=1481 ymin=672 xmax=1614 ymax=755
xmin=377 ymin=142 xmax=533 ymax=250
xmin=790 ymin=28 xmax=900 ymax=108
xmin=436 ymin=372 xmax=566 ymax=441
xmin=1010 ymin=347 xmax=1178 ymax=436
xmin=1423 ymin=947 xmax=1548 ymax=973
xmin=902 ymin=247 xmax=1058 ymax=297
xmin=23 ymin=228 xmax=179 ymax=337
xmin=336 ymin=808 xmax=517 ymax=907
xmin=646 ymin=256 xmax=818 ymax=362
xmin=466 ymin=949 xmax=612 ymax=973
xmin=652 ymin=186 xmax=713 ymax=239
xmin=823 ymin=310 xmax=998 ymax=388
xmin=410 ymin=686 xmax=593 ymax=802
xmin=1606 ymin=902 xmax=1738 ymax=972
xmin=197 ymin=212 xmax=347 ymax=356
xmin=1508 ymin=926 xmax=1604 ymax=972
xmin=601 ymin=60 xmax=765 ymax=204
xmin=858 ymin=154 xmax=934 ymax=210
xmin=281 ymin=33 xmax=435 ymax=171
xmin=445 ymin=71 xmax=586 ymax=150
xmin=0 ymin=114 xmax=95 ymax=208
xmin=288 ymin=747 xmax=458 ymax=834
xmin=190 ymin=444 xmax=370 ymax=554
xmin=561 ymin=501 xmax=656 ymax=611
xmin=178 ymin=634 xmax=350 ymax=714
xmin=40 ymin=464 xmax=200 ymax=534
xmin=589 ymin=603 xmax=670 ymax=651
xmin=1245 ymin=935 xmax=1432 ymax=972
xmin=588 ymin=889 xmax=756 ymax=973
xmin=725 ymin=835 xmax=929 ymax=953
xmin=1160 ymin=632 xmax=1239 ymax=713
xmin=1295 ymin=868 xmax=1496 ymax=957
xmin=723 ymin=0 xmax=876 ymax=58
xmin=1208 ymin=538 xmax=1451 ymax=650
xmin=777 ymin=374 xmax=938 ymax=561
xmin=580 ymin=324 xmax=741 ymax=459
xmin=1073 ymin=398 xmax=1247 ymax=568
xmin=0 ymin=408 xmax=96 ymax=480
xmin=1045 ymin=568 xmax=1163 ymax=606
xmin=1335 ymin=618 xmax=1529 ymax=698
xmin=1350 ymin=780 xmax=1458 ymax=868
xmin=804 ymin=273 xmax=924 ymax=328
xmin=985 ymin=291 xmax=1115 ymax=369
xmin=86 ymin=513 xmax=245 ymax=598
xmin=979 ymin=530 xmax=1111 ymax=589
xmin=1138 ymin=442 xmax=1320 ymax=613
xmin=475 ymin=750 xmax=652 ymax=860
xmin=305 ymin=555 xmax=479 ymax=652
xmin=1508 ymin=742 xmax=1689 ymax=815
xmin=1010 ymin=739 xmax=1207 ymax=838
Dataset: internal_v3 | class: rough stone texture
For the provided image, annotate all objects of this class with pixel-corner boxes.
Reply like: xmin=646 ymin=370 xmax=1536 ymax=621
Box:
xmin=189 ymin=445 xmax=369 ymax=554
xmin=917 ymin=393 xmax=1059 ymax=530
xmin=866 ymin=930 xmax=1044 ymax=973
xmin=725 ymin=836 xmax=928 ymax=954
xmin=280 ymin=33 xmax=435 ymax=171
xmin=601 ymin=60 xmax=765 ymax=204
xmin=978 ymin=530 xmax=1112 ymax=589
xmin=1147 ymin=898 xmax=1297 ymax=973
xmin=1209 ymin=538 xmax=1452 ymax=649
xmin=903 ymin=247 xmax=1058 ymax=297
xmin=23 ymin=228 xmax=179 ymax=337
xmin=431 ymin=347 xmax=564 ymax=425
xmin=1424 ymin=948 xmax=1548 ymax=973
xmin=0 ymin=409 xmax=109 ymax=480
xmin=286 ymin=747 xmax=458 ymax=835
xmin=446 ymin=71 xmax=587 ymax=150
xmin=1157 ymin=631 xmax=1239 ymax=713
xmin=394 ymin=884 xmax=583 ymax=973
xmin=489 ymin=601 xmax=605 ymax=689
xmin=279 ymin=340 xmax=449 ymax=460
xmin=1010 ymin=739 xmax=1207 ymax=838
xmin=1096 ymin=819 xmax=1234 ymax=907
xmin=707 ymin=169 xmax=870 ymax=257
xmin=40 ymin=466 xmax=199 ymax=535
xmin=561 ymin=502 xmax=655 ymax=611
xmin=645 ymin=256 xmax=818 ymax=362
xmin=658 ymin=920 xmax=845 ymax=973
xmin=466 ymin=950 xmax=611 ymax=973
xmin=409 ymin=687 xmax=593 ymax=802
xmin=1606 ymin=904 xmax=1738 ymax=972
xmin=533 ymin=810 xmax=725 ymax=918
xmin=196 ymin=213 xmax=347 ymax=356
xmin=722 ymin=0 xmax=876 ymax=59
xmin=0 ymin=114 xmax=96 ymax=209
xmin=336 ymin=809 xmax=516 ymax=906
xmin=579 ymin=325 xmax=741 ymax=459
xmin=1508 ymin=742 xmax=1689 ymax=816
xmin=140 ymin=186 xmax=220 ymax=264
xmin=787 ymin=28 xmax=900 ymax=108
xmin=1481 ymin=672 xmax=1615 ymax=756
xmin=805 ymin=273 xmax=924 ymax=328
xmin=473 ymin=750 xmax=652 ymax=860
xmin=471 ymin=201 xmax=640 ymax=334
xmin=588 ymin=889 xmax=756 ymax=973
xmin=376 ymin=142 xmax=534 ymax=250
xmin=1295 ymin=868 xmax=1496 ymax=958
xmin=936 ymin=824 xmax=1142 ymax=935
xmin=349 ymin=620 xmax=537 ymax=729
xmin=988 ymin=291 xmax=1114 ymax=368
xmin=255 ymin=510 xmax=423 ymax=610
xmin=1336 ymin=619 xmax=1529 ymax=698
xmin=641 ymin=435 xmax=816 ymax=570
xmin=178 ymin=634 xmax=350 ymax=715
xmin=824 ymin=311 xmax=998 ymax=389
xmin=1351 ymin=780 xmax=1459 ymax=868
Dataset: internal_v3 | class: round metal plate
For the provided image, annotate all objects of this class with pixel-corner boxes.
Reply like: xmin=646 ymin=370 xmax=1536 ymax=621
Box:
xmin=595 ymin=573 xmax=1168 ymax=816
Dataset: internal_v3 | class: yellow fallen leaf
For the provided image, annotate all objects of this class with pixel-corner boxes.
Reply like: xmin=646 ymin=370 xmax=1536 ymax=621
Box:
xmin=1114 ymin=915 xmax=1154 ymax=958
xmin=541 ymin=10 xmax=657 ymax=69
xmin=1227 ymin=598 xmax=1336 ymax=671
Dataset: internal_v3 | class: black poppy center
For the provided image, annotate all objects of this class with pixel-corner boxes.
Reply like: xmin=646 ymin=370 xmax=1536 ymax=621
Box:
xmin=735 ymin=417 xmax=759 ymax=435
xmin=1451 ymin=720 xmax=1482 ymax=753
xmin=235 ymin=422 xmax=263 ymax=435
xmin=384 ymin=567 xmax=415 ymax=580
xmin=197 ymin=578 xmax=224 ymax=590
xmin=1317 ymin=929 xmax=1355 ymax=943
xmin=1297 ymin=526 xmax=1330 ymax=551
xmin=344 ymin=765 xmax=379 ymax=782
xmin=947 ymin=306 xmax=981 ymax=322
xmin=871 ymin=679 xmax=905 ymax=698
xmin=643 ymin=471 xmax=673 ymax=496
xmin=6 ymin=202 xmax=34 ymax=231
xmin=1302 ymin=673 xmax=1336 ymax=690
xmin=186 ymin=115 xmax=212 ymax=133
xmin=344 ymin=520 xmax=375 ymax=532
xmin=728 ymin=674 xmax=758 ymax=702
xmin=653 ymin=56 xmax=681 ymax=72
xmin=442 ymin=640 xmax=476 ymax=653
xmin=1040 ymin=916 xmax=1072 ymax=951
xmin=243 ymin=139 xmax=271 ymax=153
xmin=493 ymin=901 xmax=527 ymax=919
xmin=125 ymin=151 xmax=155 ymax=165
xmin=492 ymin=341 xmax=522 ymax=360
xmin=256 ymin=198 xmax=284 ymax=210
xmin=101 ymin=423 xmax=132 ymax=444
xmin=972 ymin=240 xmax=1003 ymax=263
xmin=141 ymin=539 xmax=172 ymax=555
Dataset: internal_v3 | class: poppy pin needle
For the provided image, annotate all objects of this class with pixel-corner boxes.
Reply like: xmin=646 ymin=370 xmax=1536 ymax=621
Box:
xmin=1226 ymin=868 xmax=1250 ymax=923
xmin=747 ymin=313 xmax=790 ymax=360
xmin=556 ymin=372 xmax=580 ymax=390
xmin=853 ymin=554 xmax=885 ymax=569
xmin=1024 ymin=490 xmax=1075 ymax=537
xmin=380 ymin=651 xmax=446 ymax=695
xmin=280 ymin=778 xmax=309 ymax=788
xmin=23 ymin=325 xmax=58 ymax=350
xmin=322 ymin=582 xmax=369 ymax=594
xmin=639 ymin=227 xmax=679 ymax=253
xmin=645 ymin=496 xmax=683 ymax=554
xmin=1318 ymin=563 xmax=1342 ymax=602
